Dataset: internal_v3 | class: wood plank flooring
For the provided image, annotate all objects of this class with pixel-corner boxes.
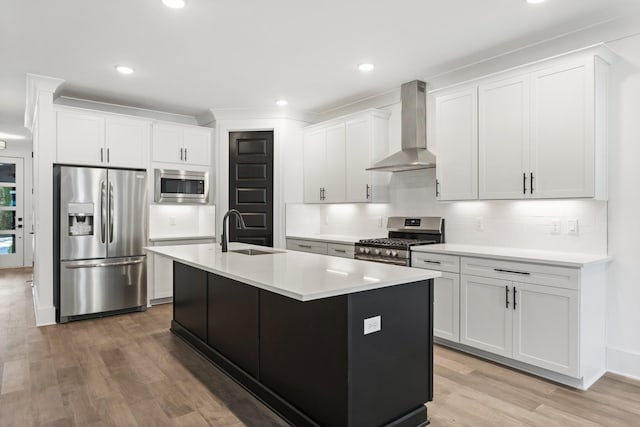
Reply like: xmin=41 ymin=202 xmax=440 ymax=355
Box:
xmin=1 ymin=267 xmax=639 ymax=426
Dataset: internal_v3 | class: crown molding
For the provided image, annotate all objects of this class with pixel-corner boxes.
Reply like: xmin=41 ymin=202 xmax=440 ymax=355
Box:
xmin=24 ymin=73 xmax=65 ymax=130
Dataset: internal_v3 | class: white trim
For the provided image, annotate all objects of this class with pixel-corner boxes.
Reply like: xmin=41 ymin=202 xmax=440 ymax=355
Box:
xmin=607 ymin=347 xmax=640 ymax=381
xmin=24 ymin=73 xmax=64 ymax=130
xmin=212 ymin=108 xmax=319 ymax=123
xmin=32 ymin=284 xmax=55 ymax=326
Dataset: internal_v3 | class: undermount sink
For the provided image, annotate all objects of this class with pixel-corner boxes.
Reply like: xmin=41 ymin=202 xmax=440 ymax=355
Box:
xmin=230 ymin=249 xmax=284 ymax=256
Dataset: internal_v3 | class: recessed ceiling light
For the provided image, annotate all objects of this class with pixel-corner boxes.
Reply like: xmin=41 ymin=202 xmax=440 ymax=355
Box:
xmin=526 ymin=0 xmax=545 ymax=4
xmin=115 ymin=65 xmax=134 ymax=75
xmin=358 ymin=63 xmax=375 ymax=72
xmin=275 ymin=99 xmax=288 ymax=107
xmin=162 ymin=0 xmax=186 ymax=9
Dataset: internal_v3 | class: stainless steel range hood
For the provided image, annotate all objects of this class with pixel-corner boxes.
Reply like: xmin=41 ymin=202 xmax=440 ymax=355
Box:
xmin=367 ymin=80 xmax=436 ymax=172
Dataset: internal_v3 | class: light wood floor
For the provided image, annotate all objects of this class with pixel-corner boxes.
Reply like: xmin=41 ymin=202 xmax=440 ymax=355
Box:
xmin=1 ymin=268 xmax=639 ymax=426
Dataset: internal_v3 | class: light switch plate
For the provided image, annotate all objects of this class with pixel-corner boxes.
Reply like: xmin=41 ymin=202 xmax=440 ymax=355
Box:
xmin=567 ymin=219 xmax=579 ymax=235
xmin=364 ymin=315 xmax=381 ymax=335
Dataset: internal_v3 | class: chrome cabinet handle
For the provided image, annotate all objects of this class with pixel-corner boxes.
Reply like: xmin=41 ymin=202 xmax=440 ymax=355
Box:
xmin=180 ymin=148 xmax=183 ymax=161
xmin=494 ymin=268 xmax=530 ymax=276
xmin=100 ymin=181 xmax=106 ymax=243
xmin=423 ymin=260 xmax=441 ymax=265
xmin=523 ymin=173 xmax=527 ymax=195
xmin=109 ymin=182 xmax=114 ymax=243
xmin=100 ymin=148 xmax=104 ymax=163
xmin=530 ymin=172 xmax=534 ymax=194
xmin=435 ymin=179 xmax=440 ymax=197
xmin=107 ymin=148 xmax=110 ymax=163
xmin=184 ymin=148 xmax=187 ymax=161
xmin=513 ymin=286 xmax=517 ymax=310
xmin=366 ymin=184 xmax=371 ymax=200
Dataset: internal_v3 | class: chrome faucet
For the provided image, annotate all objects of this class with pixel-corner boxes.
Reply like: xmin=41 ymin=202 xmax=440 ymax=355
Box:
xmin=220 ymin=209 xmax=246 ymax=252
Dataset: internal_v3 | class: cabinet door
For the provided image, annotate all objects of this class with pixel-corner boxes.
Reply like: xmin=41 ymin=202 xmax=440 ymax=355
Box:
xmin=512 ymin=282 xmax=579 ymax=377
xmin=303 ymin=129 xmax=325 ymax=203
xmin=345 ymin=117 xmax=371 ymax=202
xmin=530 ymin=58 xmax=595 ymax=198
xmin=57 ymin=111 xmax=105 ymax=166
xmin=323 ymin=123 xmax=346 ymax=203
xmin=434 ymin=272 xmax=460 ymax=342
xmin=173 ymin=262 xmax=207 ymax=342
xmin=153 ymin=254 xmax=173 ymax=299
xmin=105 ymin=117 xmax=149 ymax=168
xmin=479 ymin=76 xmax=530 ymax=199
xmin=435 ymin=88 xmax=478 ymax=201
xmin=183 ymin=127 xmax=211 ymax=166
xmin=460 ymin=275 xmax=512 ymax=357
xmin=152 ymin=123 xmax=183 ymax=164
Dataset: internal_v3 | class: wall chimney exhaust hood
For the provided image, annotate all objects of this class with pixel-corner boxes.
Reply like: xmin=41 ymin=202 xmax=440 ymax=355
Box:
xmin=367 ymin=80 xmax=436 ymax=172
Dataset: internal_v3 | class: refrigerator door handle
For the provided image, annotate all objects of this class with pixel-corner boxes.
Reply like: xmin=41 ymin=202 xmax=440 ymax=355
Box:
xmin=65 ymin=259 xmax=144 ymax=269
xmin=109 ymin=182 xmax=114 ymax=243
xmin=101 ymin=180 xmax=107 ymax=243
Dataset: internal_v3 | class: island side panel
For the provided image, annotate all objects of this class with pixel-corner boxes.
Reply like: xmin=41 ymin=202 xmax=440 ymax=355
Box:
xmin=207 ymin=273 xmax=259 ymax=378
xmin=347 ymin=280 xmax=433 ymax=427
xmin=173 ymin=262 xmax=208 ymax=342
xmin=259 ymin=290 xmax=349 ymax=427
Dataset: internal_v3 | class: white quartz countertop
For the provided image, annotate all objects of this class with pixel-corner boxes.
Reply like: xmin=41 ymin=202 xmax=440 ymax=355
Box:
xmin=146 ymin=243 xmax=441 ymax=301
xmin=286 ymin=234 xmax=378 ymax=245
xmin=411 ymin=243 xmax=611 ymax=268
xmin=149 ymin=234 xmax=216 ymax=242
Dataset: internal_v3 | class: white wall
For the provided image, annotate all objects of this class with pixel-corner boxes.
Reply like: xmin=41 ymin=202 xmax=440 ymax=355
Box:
xmin=604 ymin=33 xmax=640 ymax=379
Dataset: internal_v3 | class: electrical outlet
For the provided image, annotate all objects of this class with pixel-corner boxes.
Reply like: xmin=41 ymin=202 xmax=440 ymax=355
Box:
xmin=567 ymin=219 xmax=579 ymax=235
xmin=476 ymin=217 xmax=484 ymax=232
xmin=363 ymin=316 xmax=381 ymax=335
xmin=551 ymin=219 xmax=561 ymax=235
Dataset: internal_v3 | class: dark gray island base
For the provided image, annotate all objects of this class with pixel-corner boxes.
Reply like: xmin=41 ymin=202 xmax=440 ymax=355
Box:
xmin=171 ymin=261 xmax=434 ymax=427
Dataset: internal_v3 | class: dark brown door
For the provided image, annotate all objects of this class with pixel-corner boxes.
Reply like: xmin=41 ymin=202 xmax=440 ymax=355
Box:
xmin=229 ymin=131 xmax=274 ymax=247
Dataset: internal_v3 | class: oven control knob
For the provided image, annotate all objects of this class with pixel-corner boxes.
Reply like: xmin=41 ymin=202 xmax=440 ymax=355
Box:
xmin=385 ymin=250 xmax=391 ymax=256
xmin=391 ymin=250 xmax=398 ymax=257
xmin=359 ymin=247 xmax=365 ymax=253
xmin=373 ymin=249 xmax=380 ymax=255
xmin=364 ymin=248 xmax=370 ymax=254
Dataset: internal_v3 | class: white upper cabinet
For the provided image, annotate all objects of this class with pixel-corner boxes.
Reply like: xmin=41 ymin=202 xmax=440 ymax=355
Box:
xmin=56 ymin=108 xmax=150 ymax=169
xmin=152 ymin=123 xmax=211 ymax=167
xmin=435 ymin=87 xmax=478 ymax=201
xmin=57 ymin=110 xmax=105 ymax=166
xmin=303 ymin=109 xmax=389 ymax=204
xmin=434 ymin=47 xmax=610 ymax=201
xmin=105 ymin=116 xmax=149 ymax=168
xmin=303 ymin=124 xmax=346 ymax=203
xmin=479 ymin=76 xmax=530 ymax=199
xmin=530 ymin=58 xmax=598 ymax=199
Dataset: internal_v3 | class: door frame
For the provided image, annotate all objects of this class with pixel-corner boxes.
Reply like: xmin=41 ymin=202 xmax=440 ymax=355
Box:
xmin=0 ymin=156 xmax=25 ymax=268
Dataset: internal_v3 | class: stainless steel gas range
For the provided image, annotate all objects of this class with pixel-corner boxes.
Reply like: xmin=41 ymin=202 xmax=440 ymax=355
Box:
xmin=354 ymin=217 xmax=444 ymax=266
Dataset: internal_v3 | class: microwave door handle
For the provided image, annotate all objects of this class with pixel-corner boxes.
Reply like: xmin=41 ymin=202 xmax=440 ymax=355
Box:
xmin=100 ymin=181 xmax=106 ymax=243
xmin=109 ymin=182 xmax=114 ymax=243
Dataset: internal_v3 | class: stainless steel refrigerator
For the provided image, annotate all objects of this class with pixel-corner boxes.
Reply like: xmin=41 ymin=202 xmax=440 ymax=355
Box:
xmin=53 ymin=165 xmax=148 ymax=323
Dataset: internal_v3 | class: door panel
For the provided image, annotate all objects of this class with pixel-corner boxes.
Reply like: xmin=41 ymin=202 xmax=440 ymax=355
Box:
xmin=56 ymin=111 xmax=105 ymax=166
xmin=460 ymin=275 xmax=512 ymax=357
xmin=59 ymin=166 xmax=107 ymax=261
xmin=530 ymin=58 xmax=594 ymax=198
xmin=152 ymin=123 xmax=182 ymax=164
xmin=303 ymin=130 xmax=325 ymax=202
xmin=0 ymin=157 xmax=24 ymax=268
xmin=346 ymin=118 xmax=371 ymax=202
xmin=105 ymin=117 xmax=149 ymax=168
xmin=434 ymin=272 xmax=460 ymax=342
xmin=229 ymin=131 xmax=273 ymax=247
xmin=59 ymin=256 xmax=146 ymax=320
xmin=107 ymin=169 xmax=148 ymax=258
xmin=183 ymin=128 xmax=211 ymax=166
xmin=512 ymin=282 xmax=579 ymax=376
xmin=323 ymin=123 xmax=346 ymax=203
xmin=479 ymin=76 xmax=530 ymax=199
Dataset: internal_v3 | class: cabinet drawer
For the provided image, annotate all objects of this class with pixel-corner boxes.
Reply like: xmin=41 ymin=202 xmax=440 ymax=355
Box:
xmin=286 ymin=239 xmax=328 ymax=255
xmin=461 ymin=257 xmax=579 ymax=290
xmin=327 ymin=243 xmax=354 ymax=258
xmin=411 ymin=252 xmax=460 ymax=273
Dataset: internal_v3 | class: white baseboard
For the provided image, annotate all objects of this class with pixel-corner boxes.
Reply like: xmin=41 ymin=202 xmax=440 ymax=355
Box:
xmin=607 ymin=347 xmax=640 ymax=381
xmin=31 ymin=286 xmax=56 ymax=326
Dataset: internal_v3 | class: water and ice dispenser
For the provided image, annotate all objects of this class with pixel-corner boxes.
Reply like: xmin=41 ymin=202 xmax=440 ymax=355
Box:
xmin=67 ymin=203 xmax=94 ymax=236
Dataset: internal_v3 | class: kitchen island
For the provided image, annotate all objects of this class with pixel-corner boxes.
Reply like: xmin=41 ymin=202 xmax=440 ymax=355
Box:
xmin=146 ymin=243 xmax=441 ymax=427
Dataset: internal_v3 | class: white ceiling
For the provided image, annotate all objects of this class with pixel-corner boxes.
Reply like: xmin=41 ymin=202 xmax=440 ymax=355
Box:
xmin=2 ymin=0 xmax=638 ymax=127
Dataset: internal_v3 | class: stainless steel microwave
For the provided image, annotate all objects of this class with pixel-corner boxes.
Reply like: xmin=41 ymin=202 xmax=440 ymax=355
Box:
xmin=154 ymin=169 xmax=209 ymax=204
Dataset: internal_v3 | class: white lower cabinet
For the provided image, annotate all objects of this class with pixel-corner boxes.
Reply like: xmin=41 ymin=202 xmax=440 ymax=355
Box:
xmin=460 ymin=275 xmax=512 ymax=357
xmin=286 ymin=238 xmax=354 ymax=259
xmin=413 ymin=250 xmax=606 ymax=389
xmin=147 ymin=237 xmax=215 ymax=304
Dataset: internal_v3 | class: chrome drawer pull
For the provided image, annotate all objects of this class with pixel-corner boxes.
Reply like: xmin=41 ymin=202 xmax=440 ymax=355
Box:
xmin=298 ymin=244 xmax=312 ymax=249
xmin=333 ymin=249 xmax=347 ymax=253
xmin=494 ymin=268 xmax=530 ymax=276
xmin=423 ymin=260 xmax=441 ymax=265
